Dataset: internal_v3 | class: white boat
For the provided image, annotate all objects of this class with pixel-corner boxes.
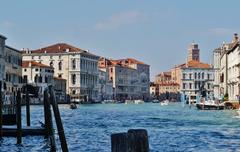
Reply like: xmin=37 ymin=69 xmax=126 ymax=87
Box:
xmin=125 ymin=100 xmax=144 ymax=104
xmin=101 ymin=100 xmax=116 ymax=104
xmin=125 ymin=100 xmax=134 ymax=104
xmin=160 ymin=100 xmax=169 ymax=106
xmin=134 ymin=100 xmax=144 ymax=104
xmin=196 ymin=100 xmax=225 ymax=110
xmin=152 ymin=99 xmax=160 ymax=103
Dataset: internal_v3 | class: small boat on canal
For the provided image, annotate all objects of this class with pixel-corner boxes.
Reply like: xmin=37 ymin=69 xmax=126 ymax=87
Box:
xmin=70 ymin=103 xmax=77 ymax=109
xmin=160 ymin=100 xmax=169 ymax=106
xmin=196 ymin=100 xmax=225 ymax=110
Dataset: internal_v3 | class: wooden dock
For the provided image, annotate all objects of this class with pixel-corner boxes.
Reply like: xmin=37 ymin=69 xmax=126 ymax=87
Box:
xmin=2 ymin=125 xmax=45 ymax=137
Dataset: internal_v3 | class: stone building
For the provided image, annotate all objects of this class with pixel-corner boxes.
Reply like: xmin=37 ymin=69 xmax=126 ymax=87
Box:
xmin=5 ymin=46 xmax=22 ymax=94
xmin=99 ymin=57 xmax=150 ymax=101
xmin=22 ymin=61 xmax=54 ymax=103
xmin=22 ymin=43 xmax=100 ymax=102
xmin=98 ymin=68 xmax=113 ymax=101
xmin=180 ymin=60 xmax=214 ymax=103
xmin=213 ymin=34 xmax=240 ymax=101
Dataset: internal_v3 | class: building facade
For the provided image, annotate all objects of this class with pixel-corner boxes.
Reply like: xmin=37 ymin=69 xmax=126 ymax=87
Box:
xmin=22 ymin=61 xmax=54 ymax=103
xmin=99 ymin=57 xmax=150 ymax=101
xmin=5 ymin=46 xmax=22 ymax=94
xmin=180 ymin=60 xmax=214 ymax=103
xmin=98 ymin=68 xmax=113 ymax=101
xmin=22 ymin=43 xmax=99 ymax=102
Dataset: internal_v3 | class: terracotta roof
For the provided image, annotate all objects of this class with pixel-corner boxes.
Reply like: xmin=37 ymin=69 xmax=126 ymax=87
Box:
xmin=116 ymin=58 xmax=149 ymax=66
xmin=28 ymin=43 xmax=82 ymax=54
xmin=22 ymin=61 xmax=53 ymax=68
xmin=157 ymin=71 xmax=171 ymax=77
xmin=176 ymin=60 xmax=211 ymax=69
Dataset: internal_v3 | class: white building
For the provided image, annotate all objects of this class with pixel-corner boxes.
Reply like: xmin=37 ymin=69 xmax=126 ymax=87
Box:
xmin=226 ymin=34 xmax=240 ymax=100
xmin=180 ymin=60 xmax=214 ymax=103
xmin=22 ymin=43 xmax=100 ymax=102
xmin=213 ymin=34 xmax=240 ymax=101
xmin=22 ymin=61 xmax=54 ymax=103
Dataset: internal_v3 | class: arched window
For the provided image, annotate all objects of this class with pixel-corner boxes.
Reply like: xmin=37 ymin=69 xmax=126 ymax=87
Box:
xmin=71 ymin=74 xmax=76 ymax=85
xmin=34 ymin=74 xmax=38 ymax=83
xmin=58 ymin=61 xmax=62 ymax=70
xmin=72 ymin=59 xmax=76 ymax=69
xmin=198 ymin=73 xmax=201 ymax=79
xmin=50 ymin=61 xmax=53 ymax=67
xmin=39 ymin=75 xmax=42 ymax=83
xmin=45 ymin=76 xmax=48 ymax=83
xmin=202 ymin=72 xmax=204 ymax=79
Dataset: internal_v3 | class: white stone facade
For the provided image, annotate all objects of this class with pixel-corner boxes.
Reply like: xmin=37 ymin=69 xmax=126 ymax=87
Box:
xmin=22 ymin=43 xmax=99 ymax=102
xmin=181 ymin=68 xmax=214 ymax=102
xmin=227 ymin=44 xmax=240 ymax=100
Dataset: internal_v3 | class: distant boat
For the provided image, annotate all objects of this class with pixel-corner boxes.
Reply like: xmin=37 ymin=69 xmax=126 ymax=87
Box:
xmin=101 ymin=100 xmax=116 ymax=104
xmin=152 ymin=99 xmax=160 ymax=103
xmin=134 ymin=100 xmax=144 ymax=104
xmin=125 ymin=100 xmax=144 ymax=104
xmin=196 ymin=100 xmax=224 ymax=110
xmin=70 ymin=103 xmax=77 ymax=109
xmin=160 ymin=100 xmax=169 ymax=106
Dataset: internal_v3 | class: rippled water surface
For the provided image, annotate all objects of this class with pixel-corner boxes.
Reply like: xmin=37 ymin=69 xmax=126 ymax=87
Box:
xmin=1 ymin=103 xmax=240 ymax=152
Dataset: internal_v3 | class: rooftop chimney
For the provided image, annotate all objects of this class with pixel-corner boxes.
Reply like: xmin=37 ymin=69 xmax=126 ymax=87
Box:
xmin=233 ymin=33 xmax=238 ymax=42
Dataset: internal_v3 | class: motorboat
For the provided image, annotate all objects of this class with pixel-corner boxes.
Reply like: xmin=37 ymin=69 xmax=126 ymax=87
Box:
xmin=160 ymin=100 xmax=169 ymax=106
xmin=152 ymin=99 xmax=160 ymax=103
xmin=134 ymin=100 xmax=144 ymax=104
xmin=70 ymin=103 xmax=77 ymax=109
xmin=101 ymin=100 xmax=116 ymax=104
xmin=125 ymin=100 xmax=144 ymax=104
xmin=196 ymin=100 xmax=225 ymax=110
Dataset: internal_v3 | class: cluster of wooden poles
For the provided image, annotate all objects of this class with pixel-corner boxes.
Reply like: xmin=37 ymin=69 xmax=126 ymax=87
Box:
xmin=0 ymin=85 xmax=69 ymax=152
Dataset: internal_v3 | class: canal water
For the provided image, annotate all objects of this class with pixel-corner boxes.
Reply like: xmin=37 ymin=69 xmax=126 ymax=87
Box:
xmin=1 ymin=103 xmax=240 ymax=152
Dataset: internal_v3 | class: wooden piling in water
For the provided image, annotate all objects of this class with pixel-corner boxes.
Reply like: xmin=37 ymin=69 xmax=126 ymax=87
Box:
xmin=43 ymin=89 xmax=56 ymax=151
xmin=26 ymin=86 xmax=30 ymax=126
xmin=111 ymin=133 xmax=128 ymax=152
xmin=49 ymin=86 xmax=68 ymax=152
xmin=111 ymin=129 xmax=149 ymax=152
xmin=0 ymin=81 xmax=2 ymax=140
xmin=16 ymin=90 xmax=22 ymax=144
xmin=127 ymin=129 xmax=149 ymax=152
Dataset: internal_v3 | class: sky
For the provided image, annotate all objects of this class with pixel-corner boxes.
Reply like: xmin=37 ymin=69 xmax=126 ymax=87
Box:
xmin=1 ymin=0 xmax=240 ymax=80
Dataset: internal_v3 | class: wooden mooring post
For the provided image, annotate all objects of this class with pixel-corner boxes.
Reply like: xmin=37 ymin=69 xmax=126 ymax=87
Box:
xmin=111 ymin=129 xmax=149 ymax=152
xmin=0 ymin=81 xmax=2 ymax=140
xmin=43 ymin=89 xmax=56 ymax=151
xmin=49 ymin=86 xmax=68 ymax=152
xmin=26 ymin=87 xmax=30 ymax=126
xmin=16 ymin=90 xmax=22 ymax=144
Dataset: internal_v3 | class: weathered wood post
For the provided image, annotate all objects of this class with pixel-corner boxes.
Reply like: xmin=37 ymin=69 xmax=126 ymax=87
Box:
xmin=26 ymin=85 xmax=30 ymax=126
xmin=127 ymin=129 xmax=149 ymax=152
xmin=16 ymin=90 xmax=22 ymax=144
xmin=0 ymin=81 xmax=2 ymax=140
xmin=111 ymin=133 xmax=128 ymax=152
xmin=43 ymin=89 xmax=56 ymax=151
xmin=111 ymin=129 xmax=149 ymax=152
xmin=49 ymin=86 xmax=68 ymax=152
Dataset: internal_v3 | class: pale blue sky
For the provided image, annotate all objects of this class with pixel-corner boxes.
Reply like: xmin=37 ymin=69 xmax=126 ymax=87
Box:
xmin=1 ymin=0 xmax=239 ymax=80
